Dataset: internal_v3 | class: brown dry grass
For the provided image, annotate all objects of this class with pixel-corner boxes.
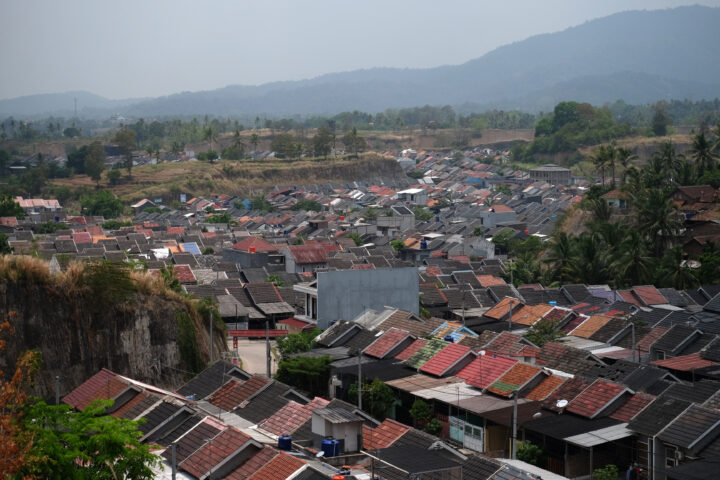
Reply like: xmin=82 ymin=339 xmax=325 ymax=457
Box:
xmin=51 ymin=152 xmax=400 ymax=202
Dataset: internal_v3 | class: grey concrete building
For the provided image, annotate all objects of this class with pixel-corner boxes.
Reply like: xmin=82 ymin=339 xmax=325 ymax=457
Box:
xmin=529 ymin=164 xmax=571 ymax=185
xmin=294 ymin=267 xmax=419 ymax=329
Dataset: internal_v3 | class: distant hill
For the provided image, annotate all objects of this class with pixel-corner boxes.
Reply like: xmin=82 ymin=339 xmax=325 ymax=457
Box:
xmin=2 ymin=5 xmax=719 ymax=118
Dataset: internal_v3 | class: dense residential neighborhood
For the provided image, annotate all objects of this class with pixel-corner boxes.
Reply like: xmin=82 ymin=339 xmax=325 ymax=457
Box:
xmin=2 ymin=142 xmax=720 ymax=479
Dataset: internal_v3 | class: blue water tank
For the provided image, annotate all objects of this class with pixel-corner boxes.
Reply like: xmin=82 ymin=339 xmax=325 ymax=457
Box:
xmin=420 ymin=239 xmax=428 ymax=249
xmin=322 ymin=437 xmax=337 ymax=457
xmin=332 ymin=439 xmax=340 ymax=456
xmin=278 ymin=435 xmax=292 ymax=451
xmin=549 ymin=301 xmax=557 ymax=306
xmin=444 ymin=335 xmax=454 ymax=343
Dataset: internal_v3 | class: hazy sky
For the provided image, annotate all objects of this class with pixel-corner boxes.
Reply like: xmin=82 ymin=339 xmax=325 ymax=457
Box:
xmin=1 ymin=0 xmax=719 ymax=100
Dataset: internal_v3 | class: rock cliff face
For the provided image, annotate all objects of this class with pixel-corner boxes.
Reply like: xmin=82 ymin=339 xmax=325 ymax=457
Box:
xmin=0 ymin=257 xmax=226 ymax=401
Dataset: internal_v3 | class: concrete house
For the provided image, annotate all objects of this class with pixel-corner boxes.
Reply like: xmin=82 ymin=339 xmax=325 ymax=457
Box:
xmin=294 ymin=267 xmax=419 ymax=329
xmin=282 ymin=244 xmax=329 ymax=273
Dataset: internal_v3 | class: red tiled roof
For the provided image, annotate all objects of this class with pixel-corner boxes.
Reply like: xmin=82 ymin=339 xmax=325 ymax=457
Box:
xmin=258 ymin=397 xmax=329 ymax=436
xmin=425 ymin=266 xmax=443 ymax=277
xmin=72 ymin=232 xmax=92 ymax=244
xmin=209 ymin=376 xmax=270 ymax=411
xmin=363 ymin=419 xmax=411 ymax=449
xmin=173 ymin=264 xmax=196 ymax=283
xmin=560 ymin=314 xmax=587 ymax=334
xmin=247 ymin=451 xmax=305 ymax=480
xmin=62 ymin=368 xmax=124 ymax=410
xmin=651 ymin=353 xmax=718 ymax=371
xmin=617 ymin=290 xmax=643 ymax=307
xmin=541 ymin=376 xmax=593 ymax=411
xmin=167 ymin=227 xmax=185 ymax=234
xmin=484 ymin=297 xmax=522 ymax=320
xmin=510 ymin=304 xmax=553 ymax=326
xmin=277 ymin=317 xmax=313 ymax=329
xmin=456 ymin=354 xmax=517 ymax=389
xmin=352 ymin=263 xmax=375 ymax=270
xmin=487 ymin=363 xmax=542 ymax=397
xmin=226 ymin=446 xmax=277 ymax=479
xmin=419 ymin=343 xmax=471 ymax=377
xmin=632 ymin=286 xmax=667 ymax=306
xmin=227 ymin=329 xmax=288 ymax=338
xmin=524 ymin=375 xmax=567 ymax=401
xmin=484 ymin=331 xmax=526 ymax=352
xmin=570 ymin=315 xmax=612 ymax=338
xmin=542 ymin=307 xmax=573 ymax=324
xmin=566 ymin=379 xmax=628 ymax=418
xmin=610 ymin=393 xmax=656 ymax=422
xmin=477 ymin=275 xmax=506 ymax=287
xmin=395 ymin=338 xmax=428 ymax=361
xmin=232 ymin=236 xmax=279 ymax=253
xmin=0 ymin=217 xmax=19 ymax=227
xmin=636 ymin=327 xmax=669 ymax=353
xmin=180 ymin=427 xmax=251 ymax=478
xmin=364 ymin=328 xmax=412 ymax=359
xmin=287 ymin=245 xmax=328 ymax=264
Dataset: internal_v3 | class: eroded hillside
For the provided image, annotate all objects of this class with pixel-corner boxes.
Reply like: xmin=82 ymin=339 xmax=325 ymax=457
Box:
xmin=0 ymin=256 xmax=227 ymax=400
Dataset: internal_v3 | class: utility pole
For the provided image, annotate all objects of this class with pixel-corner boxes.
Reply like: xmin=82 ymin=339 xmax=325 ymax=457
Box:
xmin=357 ymin=352 xmax=363 ymax=410
xmin=55 ymin=376 xmax=60 ymax=405
xmin=171 ymin=443 xmax=177 ymax=480
xmin=508 ymin=299 xmax=514 ymax=331
xmin=631 ymin=322 xmax=636 ymax=363
xmin=266 ymin=319 xmax=271 ymax=378
xmin=209 ymin=309 xmax=213 ymax=364
xmin=511 ymin=391 xmax=518 ymax=459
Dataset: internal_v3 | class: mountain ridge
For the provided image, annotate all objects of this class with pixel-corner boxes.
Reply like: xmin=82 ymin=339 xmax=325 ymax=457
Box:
xmin=2 ymin=5 xmax=719 ymax=117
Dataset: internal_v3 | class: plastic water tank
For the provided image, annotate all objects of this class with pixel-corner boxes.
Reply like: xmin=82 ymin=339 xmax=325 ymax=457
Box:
xmin=444 ymin=335 xmax=454 ymax=343
xmin=322 ymin=438 xmax=336 ymax=458
xmin=332 ymin=438 xmax=340 ymax=456
xmin=278 ymin=435 xmax=292 ymax=451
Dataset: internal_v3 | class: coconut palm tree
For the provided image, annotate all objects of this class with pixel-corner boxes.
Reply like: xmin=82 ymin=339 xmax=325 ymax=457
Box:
xmin=634 ymin=187 xmax=682 ymax=258
xmin=660 ymin=246 xmax=699 ymax=289
xmin=653 ymin=141 xmax=684 ymax=185
xmin=616 ymin=147 xmax=638 ymax=186
xmin=544 ymin=231 xmax=573 ymax=284
xmin=610 ymin=230 xmax=654 ymax=287
xmin=689 ymin=132 xmax=717 ymax=176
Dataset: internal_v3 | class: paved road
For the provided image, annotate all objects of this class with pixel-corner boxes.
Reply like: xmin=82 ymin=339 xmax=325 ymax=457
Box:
xmin=228 ymin=338 xmax=279 ymax=376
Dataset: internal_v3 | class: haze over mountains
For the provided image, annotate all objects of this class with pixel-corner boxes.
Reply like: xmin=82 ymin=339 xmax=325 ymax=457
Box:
xmin=3 ymin=5 xmax=719 ymax=118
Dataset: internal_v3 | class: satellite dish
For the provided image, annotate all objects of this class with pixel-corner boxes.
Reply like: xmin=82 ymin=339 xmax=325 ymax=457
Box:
xmin=478 ymin=350 xmax=486 ymax=356
xmin=556 ymin=399 xmax=568 ymax=409
xmin=316 ymin=451 xmax=325 ymax=458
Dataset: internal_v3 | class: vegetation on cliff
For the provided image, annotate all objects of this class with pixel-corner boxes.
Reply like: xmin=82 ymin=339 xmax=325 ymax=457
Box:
xmin=0 ymin=255 xmax=225 ymax=400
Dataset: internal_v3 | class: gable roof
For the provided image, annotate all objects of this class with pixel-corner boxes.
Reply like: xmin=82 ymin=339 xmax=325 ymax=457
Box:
xmin=524 ymin=375 xmax=567 ymax=401
xmin=232 ymin=236 xmax=279 ymax=253
xmin=657 ymin=404 xmax=720 ymax=453
xmin=456 ymin=353 xmax=517 ymax=390
xmin=258 ymin=397 xmax=329 ymax=436
xmin=486 ymin=363 xmax=543 ymax=397
xmin=62 ymin=368 xmax=125 ymax=411
xmin=179 ymin=427 xmax=252 ymax=478
xmin=363 ymin=418 xmax=411 ymax=450
xmin=363 ymin=328 xmax=413 ymax=359
xmin=566 ymin=379 xmax=630 ymax=419
xmin=209 ymin=376 xmax=271 ymax=411
xmin=246 ymin=451 xmax=305 ymax=480
xmin=395 ymin=338 xmax=428 ymax=361
xmin=609 ymin=392 xmax=656 ymax=422
xmin=287 ymin=244 xmax=329 ymax=264
xmin=419 ymin=343 xmax=472 ymax=377
xmin=403 ymin=338 xmax=449 ymax=369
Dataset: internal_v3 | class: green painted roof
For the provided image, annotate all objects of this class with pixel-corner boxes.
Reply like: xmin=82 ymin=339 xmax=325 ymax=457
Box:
xmin=488 ymin=381 xmax=519 ymax=393
xmin=403 ymin=338 xmax=449 ymax=369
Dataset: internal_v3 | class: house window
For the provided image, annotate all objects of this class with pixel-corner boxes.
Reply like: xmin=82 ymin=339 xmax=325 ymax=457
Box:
xmin=656 ymin=350 xmax=666 ymax=360
xmin=665 ymin=447 xmax=677 ymax=468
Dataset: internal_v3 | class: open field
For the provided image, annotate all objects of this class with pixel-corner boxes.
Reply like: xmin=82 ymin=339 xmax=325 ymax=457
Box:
xmin=51 ymin=153 xmax=405 ymax=202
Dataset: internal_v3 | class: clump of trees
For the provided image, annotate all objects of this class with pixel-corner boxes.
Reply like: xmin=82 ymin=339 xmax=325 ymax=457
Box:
xmin=503 ymin=126 xmax=720 ymax=289
xmin=514 ymin=101 xmax=634 ymax=161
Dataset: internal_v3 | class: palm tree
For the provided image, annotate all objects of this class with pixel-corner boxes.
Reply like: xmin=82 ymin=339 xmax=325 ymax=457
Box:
xmin=590 ymin=145 xmax=609 ymax=186
xmin=616 ymin=147 xmax=638 ymax=186
xmin=250 ymin=133 xmax=259 ymax=153
xmin=568 ymin=232 xmax=609 ymax=284
xmin=689 ymin=132 xmax=717 ymax=176
xmin=660 ymin=246 xmax=699 ymax=289
xmin=203 ymin=126 xmax=217 ymax=151
xmin=544 ymin=231 xmax=573 ymax=284
xmin=653 ymin=141 xmax=684 ymax=185
xmin=610 ymin=230 xmax=654 ymax=287
xmin=634 ymin=187 xmax=682 ymax=258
